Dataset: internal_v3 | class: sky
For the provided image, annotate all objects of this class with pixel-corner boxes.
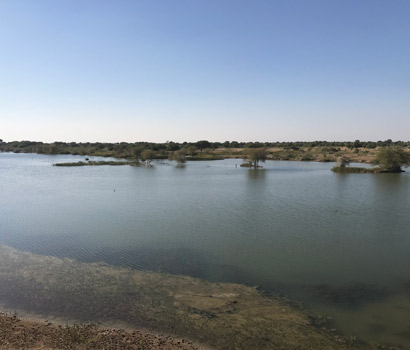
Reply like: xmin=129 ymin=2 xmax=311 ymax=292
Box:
xmin=1 ymin=0 xmax=409 ymax=143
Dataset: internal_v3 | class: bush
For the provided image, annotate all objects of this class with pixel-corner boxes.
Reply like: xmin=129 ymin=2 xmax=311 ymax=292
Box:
xmin=372 ymin=147 xmax=410 ymax=172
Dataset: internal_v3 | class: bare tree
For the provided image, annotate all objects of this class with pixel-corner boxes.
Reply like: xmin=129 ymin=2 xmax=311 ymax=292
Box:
xmin=336 ymin=156 xmax=350 ymax=168
xmin=141 ymin=150 xmax=156 ymax=165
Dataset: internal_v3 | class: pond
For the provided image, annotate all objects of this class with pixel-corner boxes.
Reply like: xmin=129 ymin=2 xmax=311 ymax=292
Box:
xmin=1 ymin=153 xmax=410 ymax=348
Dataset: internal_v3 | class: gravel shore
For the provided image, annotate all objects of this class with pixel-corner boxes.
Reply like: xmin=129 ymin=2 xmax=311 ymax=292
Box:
xmin=0 ymin=313 xmax=207 ymax=350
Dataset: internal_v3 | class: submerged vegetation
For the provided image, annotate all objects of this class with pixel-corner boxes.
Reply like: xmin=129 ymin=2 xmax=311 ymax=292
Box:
xmin=0 ymin=245 xmax=379 ymax=350
xmin=314 ymin=283 xmax=390 ymax=308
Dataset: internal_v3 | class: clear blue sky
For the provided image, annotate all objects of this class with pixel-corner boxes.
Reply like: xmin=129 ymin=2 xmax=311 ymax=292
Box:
xmin=1 ymin=0 xmax=409 ymax=143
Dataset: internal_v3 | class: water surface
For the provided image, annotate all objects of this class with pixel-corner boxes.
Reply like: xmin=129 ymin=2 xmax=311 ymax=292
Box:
xmin=1 ymin=153 xmax=409 ymax=347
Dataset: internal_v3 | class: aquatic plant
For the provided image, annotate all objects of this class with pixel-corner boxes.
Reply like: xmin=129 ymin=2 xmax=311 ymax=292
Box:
xmin=0 ymin=245 xmax=376 ymax=350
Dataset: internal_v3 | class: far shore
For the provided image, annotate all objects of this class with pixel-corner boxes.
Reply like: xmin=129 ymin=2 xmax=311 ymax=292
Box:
xmin=2 ymin=140 xmax=409 ymax=166
xmin=46 ymin=146 xmax=397 ymax=167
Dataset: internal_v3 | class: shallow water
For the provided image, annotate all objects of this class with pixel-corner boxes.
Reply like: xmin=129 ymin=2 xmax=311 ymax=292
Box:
xmin=0 ymin=244 xmax=358 ymax=350
xmin=1 ymin=153 xmax=410 ymax=347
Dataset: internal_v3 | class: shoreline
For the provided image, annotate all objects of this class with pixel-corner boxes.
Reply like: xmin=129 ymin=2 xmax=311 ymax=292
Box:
xmin=3 ymin=145 xmax=408 ymax=165
xmin=0 ymin=312 xmax=209 ymax=350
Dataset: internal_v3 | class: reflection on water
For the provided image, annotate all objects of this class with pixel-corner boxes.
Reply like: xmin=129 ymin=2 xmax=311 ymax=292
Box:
xmin=246 ymin=168 xmax=266 ymax=180
xmin=0 ymin=153 xmax=410 ymax=348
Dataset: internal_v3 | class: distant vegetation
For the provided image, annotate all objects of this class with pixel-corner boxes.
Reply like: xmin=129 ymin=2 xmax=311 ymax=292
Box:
xmin=0 ymin=139 xmax=223 ymax=160
xmin=1 ymin=139 xmax=409 ymax=166
xmin=332 ymin=146 xmax=410 ymax=173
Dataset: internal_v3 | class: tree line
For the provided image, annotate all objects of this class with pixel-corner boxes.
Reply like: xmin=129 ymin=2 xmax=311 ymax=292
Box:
xmin=1 ymin=138 xmax=409 ymax=172
xmin=1 ymin=139 xmax=408 ymax=159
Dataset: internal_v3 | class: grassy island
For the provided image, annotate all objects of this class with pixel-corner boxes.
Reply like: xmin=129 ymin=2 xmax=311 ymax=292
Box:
xmin=331 ymin=146 xmax=410 ymax=174
xmin=54 ymin=160 xmax=139 ymax=167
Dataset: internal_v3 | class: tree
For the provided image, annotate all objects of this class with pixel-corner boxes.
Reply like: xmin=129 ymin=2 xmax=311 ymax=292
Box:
xmin=184 ymin=145 xmax=198 ymax=156
xmin=372 ymin=146 xmax=410 ymax=172
xmin=195 ymin=140 xmax=211 ymax=152
xmin=244 ymin=148 xmax=267 ymax=168
xmin=141 ymin=149 xmax=156 ymax=165
xmin=166 ymin=141 xmax=180 ymax=151
xmin=133 ymin=147 xmax=143 ymax=162
xmin=353 ymin=139 xmax=362 ymax=149
xmin=169 ymin=149 xmax=186 ymax=165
